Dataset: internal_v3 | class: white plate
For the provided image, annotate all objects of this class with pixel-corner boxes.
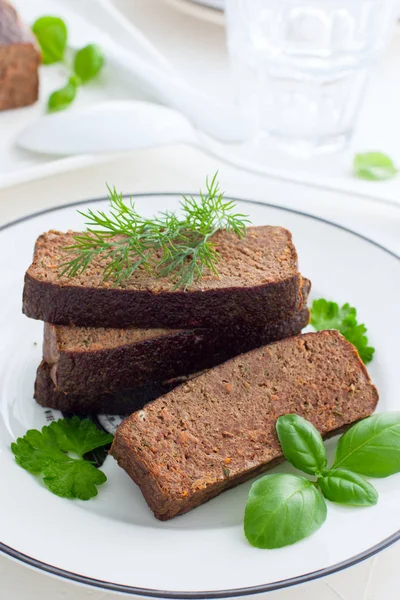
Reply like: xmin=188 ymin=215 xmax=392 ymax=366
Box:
xmin=0 ymin=193 xmax=399 ymax=597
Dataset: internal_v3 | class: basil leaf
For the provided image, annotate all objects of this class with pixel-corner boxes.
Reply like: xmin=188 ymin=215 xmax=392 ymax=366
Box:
xmin=319 ymin=469 xmax=378 ymax=506
xmin=74 ymin=44 xmax=104 ymax=84
xmin=244 ymin=474 xmax=327 ymax=549
xmin=48 ymin=77 xmax=78 ymax=113
xmin=354 ymin=152 xmax=397 ymax=181
xmin=276 ymin=414 xmax=327 ymax=476
xmin=32 ymin=16 xmax=67 ymax=65
xmin=333 ymin=413 xmax=400 ymax=477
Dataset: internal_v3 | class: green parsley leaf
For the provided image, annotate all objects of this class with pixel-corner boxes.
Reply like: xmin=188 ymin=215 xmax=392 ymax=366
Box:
xmin=50 ymin=415 xmax=113 ymax=457
xmin=48 ymin=77 xmax=78 ymax=113
xmin=318 ymin=469 xmax=378 ymax=506
xmin=310 ymin=299 xmax=375 ymax=364
xmin=43 ymin=460 xmax=107 ymax=500
xmin=32 ymin=16 xmax=67 ymax=65
xmin=12 ymin=427 xmax=69 ymax=473
xmin=244 ymin=474 xmax=327 ymax=549
xmin=74 ymin=44 xmax=104 ymax=83
xmin=353 ymin=152 xmax=398 ymax=181
xmin=11 ymin=418 xmax=112 ymax=500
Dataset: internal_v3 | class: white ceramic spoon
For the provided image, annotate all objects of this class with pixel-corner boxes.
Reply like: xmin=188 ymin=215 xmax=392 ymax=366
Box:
xmin=98 ymin=39 xmax=249 ymax=142
xmin=16 ymin=101 xmax=203 ymax=156
xmin=54 ymin=0 xmax=248 ymax=142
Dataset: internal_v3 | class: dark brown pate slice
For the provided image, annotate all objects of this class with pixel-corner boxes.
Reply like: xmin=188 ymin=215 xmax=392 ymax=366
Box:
xmin=34 ymin=361 xmax=194 ymax=415
xmin=23 ymin=227 xmax=302 ymax=328
xmin=110 ymin=330 xmax=378 ymax=521
xmin=42 ymin=280 xmax=310 ymax=394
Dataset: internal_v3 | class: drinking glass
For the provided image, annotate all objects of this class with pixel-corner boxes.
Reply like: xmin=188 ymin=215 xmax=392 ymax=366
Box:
xmin=226 ymin=0 xmax=400 ymax=154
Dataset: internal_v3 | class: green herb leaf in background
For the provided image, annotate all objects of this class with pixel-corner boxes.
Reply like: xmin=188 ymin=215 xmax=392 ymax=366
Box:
xmin=333 ymin=413 xmax=400 ymax=478
xmin=48 ymin=76 xmax=78 ymax=113
xmin=318 ymin=469 xmax=378 ymax=506
xmin=276 ymin=414 xmax=327 ymax=476
xmin=32 ymin=16 xmax=105 ymax=112
xmin=32 ymin=16 xmax=67 ymax=64
xmin=354 ymin=152 xmax=398 ymax=181
xmin=244 ymin=474 xmax=327 ymax=549
xmin=310 ymin=299 xmax=375 ymax=364
xmin=74 ymin=44 xmax=104 ymax=83
xmin=11 ymin=418 xmax=112 ymax=500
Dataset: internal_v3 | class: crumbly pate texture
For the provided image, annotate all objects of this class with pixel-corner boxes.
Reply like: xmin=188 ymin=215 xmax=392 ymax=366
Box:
xmin=111 ymin=330 xmax=378 ymax=518
xmin=49 ymin=323 xmax=181 ymax=352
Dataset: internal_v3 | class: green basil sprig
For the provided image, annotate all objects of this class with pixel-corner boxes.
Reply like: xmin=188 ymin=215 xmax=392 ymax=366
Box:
xmin=48 ymin=76 xmax=79 ymax=113
xmin=244 ymin=474 xmax=327 ymax=549
xmin=276 ymin=414 xmax=327 ymax=476
xmin=32 ymin=16 xmax=67 ymax=64
xmin=244 ymin=412 xmax=400 ymax=549
xmin=74 ymin=44 xmax=104 ymax=84
xmin=318 ymin=469 xmax=378 ymax=506
xmin=32 ymin=16 xmax=105 ymax=112
xmin=333 ymin=413 xmax=400 ymax=477
xmin=354 ymin=152 xmax=398 ymax=181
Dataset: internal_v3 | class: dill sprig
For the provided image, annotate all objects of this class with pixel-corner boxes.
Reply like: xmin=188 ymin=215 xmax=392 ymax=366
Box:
xmin=59 ymin=173 xmax=250 ymax=290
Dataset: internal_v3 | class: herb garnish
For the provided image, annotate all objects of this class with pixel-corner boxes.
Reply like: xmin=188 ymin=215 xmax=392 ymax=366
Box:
xmin=11 ymin=417 xmax=113 ymax=500
xmin=244 ymin=413 xmax=400 ymax=549
xmin=332 ymin=413 xmax=400 ymax=477
xmin=353 ymin=152 xmax=398 ymax=181
xmin=48 ymin=75 xmax=79 ymax=113
xmin=32 ymin=16 xmax=67 ymax=65
xmin=244 ymin=473 xmax=327 ymax=549
xmin=59 ymin=174 xmax=250 ymax=290
xmin=310 ymin=299 xmax=375 ymax=364
xmin=32 ymin=16 xmax=104 ymax=112
xmin=318 ymin=469 xmax=378 ymax=506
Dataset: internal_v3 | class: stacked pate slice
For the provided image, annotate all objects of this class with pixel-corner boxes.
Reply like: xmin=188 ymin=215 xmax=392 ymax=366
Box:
xmin=23 ymin=227 xmax=303 ymax=327
xmin=39 ymin=279 xmax=310 ymax=397
xmin=24 ymin=226 xmax=311 ymax=413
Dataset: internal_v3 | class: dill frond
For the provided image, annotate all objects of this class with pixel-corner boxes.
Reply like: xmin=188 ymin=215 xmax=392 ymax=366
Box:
xmin=59 ymin=174 xmax=250 ymax=290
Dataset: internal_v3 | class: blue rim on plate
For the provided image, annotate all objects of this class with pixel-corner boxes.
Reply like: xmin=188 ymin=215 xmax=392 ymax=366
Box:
xmin=0 ymin=192 xmax=398 ymax=597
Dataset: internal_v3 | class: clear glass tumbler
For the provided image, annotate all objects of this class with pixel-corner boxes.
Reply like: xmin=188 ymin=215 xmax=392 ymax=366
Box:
xmin=226 ymin=0 xmax=400 ymax=154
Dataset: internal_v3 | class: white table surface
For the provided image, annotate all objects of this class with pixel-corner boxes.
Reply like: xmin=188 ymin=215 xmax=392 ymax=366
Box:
xmin=3 ymin=0 xmax=400 ymax=207
xmin=0 ymin=1 xmax=399 ymax=598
